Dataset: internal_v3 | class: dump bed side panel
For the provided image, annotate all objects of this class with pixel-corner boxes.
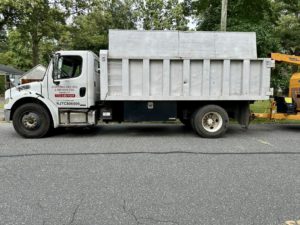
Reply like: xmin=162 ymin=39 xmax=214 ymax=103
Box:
xmin=100 ymin=51 xmax=273 ymax=101
xmin=100 ymin=30 xmax=272 ymax=101
xmin=109 ymin=30 xmax=257 ymax=59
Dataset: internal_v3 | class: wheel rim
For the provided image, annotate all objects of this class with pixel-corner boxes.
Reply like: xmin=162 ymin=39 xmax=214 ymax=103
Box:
xmin=21 ymin=112 xmax=41 ymax=130
xmin=201 ymin=112 xmax=223 ymax=133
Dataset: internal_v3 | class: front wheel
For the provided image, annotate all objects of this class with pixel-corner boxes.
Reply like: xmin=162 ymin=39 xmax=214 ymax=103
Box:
xmin=12 ymin=103 xmax=52 ymax=138
xmin=192 ymin=105 xmax=229 ymax=138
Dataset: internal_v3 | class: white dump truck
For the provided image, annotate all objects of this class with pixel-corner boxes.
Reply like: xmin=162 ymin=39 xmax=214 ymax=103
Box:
xmin=4 ymin=30 xmax=274 ymax=138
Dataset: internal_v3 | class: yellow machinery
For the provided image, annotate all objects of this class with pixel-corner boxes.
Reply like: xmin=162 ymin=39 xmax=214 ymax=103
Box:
xmin=255 ymin=53 xmax=300 ymax=120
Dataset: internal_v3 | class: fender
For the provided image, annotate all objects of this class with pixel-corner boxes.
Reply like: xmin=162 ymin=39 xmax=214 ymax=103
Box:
xmin=6 ymin=91 xmax=59 ymax=128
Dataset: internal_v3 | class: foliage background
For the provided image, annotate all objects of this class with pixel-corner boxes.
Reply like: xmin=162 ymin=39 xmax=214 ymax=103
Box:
xmin=0 ymin=75 xmax=5 ymax=94
xmin=0 ymin=0 xmax=299 ymax=94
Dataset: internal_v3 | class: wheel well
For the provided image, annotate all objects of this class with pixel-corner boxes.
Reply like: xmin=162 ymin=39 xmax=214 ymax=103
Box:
xmin=177 ymin=101 xmax=251 ymax=122
xmin=10 ymin=98 xmax=53 ymax=126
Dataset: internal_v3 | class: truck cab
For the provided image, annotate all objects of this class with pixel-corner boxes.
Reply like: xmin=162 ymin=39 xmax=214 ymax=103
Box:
xmin=4 ymin=51 xmax=100 ymax=138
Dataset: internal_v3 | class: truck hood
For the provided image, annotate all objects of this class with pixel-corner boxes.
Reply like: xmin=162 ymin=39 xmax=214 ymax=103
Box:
xmin=5 ymin=82 xmax=42 ymax=100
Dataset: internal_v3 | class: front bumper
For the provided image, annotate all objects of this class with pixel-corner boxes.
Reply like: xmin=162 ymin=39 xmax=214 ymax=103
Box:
xmin=4 ymin=109 xmax=11 ymax=122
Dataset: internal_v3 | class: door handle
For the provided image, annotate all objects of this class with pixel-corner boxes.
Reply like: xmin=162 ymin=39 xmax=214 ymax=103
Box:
xmin=79 ymin=87 xmax=86 ymax=97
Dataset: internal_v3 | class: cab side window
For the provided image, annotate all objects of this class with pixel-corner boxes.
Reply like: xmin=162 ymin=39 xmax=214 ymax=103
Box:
xmin=59 ymin=56 xmax=83 ymax=79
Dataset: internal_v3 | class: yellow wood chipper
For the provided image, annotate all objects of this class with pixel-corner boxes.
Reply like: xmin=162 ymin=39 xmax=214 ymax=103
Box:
xmin=255 ymin=53 xmax=300 ymax=120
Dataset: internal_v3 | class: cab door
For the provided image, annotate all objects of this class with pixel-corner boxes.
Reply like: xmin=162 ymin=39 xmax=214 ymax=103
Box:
xmin=48 ymin=52 xmax=88 ymax=108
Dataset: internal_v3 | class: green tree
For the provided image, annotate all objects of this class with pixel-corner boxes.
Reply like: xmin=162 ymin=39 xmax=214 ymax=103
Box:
xmin=60 ymin=0 xmax=188 ymax=53
xmin=0 ymin=27 xmax=7 ymax=53
xmin=0 ymin=30 xmax=32 ymax=70
xmin=67 ymin=11 xmax=109 ymax=52
xmin=104 ymin=0 xmax=137 ymax=30
xmin=65 ymin=0 xmax=137 ymax=52
xmin=191 ymin=0 xmax=274 ymax=31
xmin=271 ymin=0 xmax=300 ymax=92
xmin=136 ymin=0 xmax=188 ymax=30
xmin=0 ymin=0 xmax=65 ymax=66
xmin=191 ymin=0 xmax=278 ymax=55
xmin=273 ymin=0 xmax=300 ymax=55
xmin=0 ymin=76 xmax=5 ymax=95
xmin=0 ymin=29 xmax=57 ymax=71
xmin=274 ymin=0 xmax=300 ymax=18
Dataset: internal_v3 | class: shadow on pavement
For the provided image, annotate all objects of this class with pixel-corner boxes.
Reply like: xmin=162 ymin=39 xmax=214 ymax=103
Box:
xmin=280 ymin=124 xmax=300 ymax=131
xmin=51 ymin=123 xmax=279 ymax=138
xmin=51 ymin=124 xmax=195 ymax=137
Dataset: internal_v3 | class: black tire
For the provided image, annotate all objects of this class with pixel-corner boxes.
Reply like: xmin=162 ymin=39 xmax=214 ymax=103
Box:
xmin=190 ymin=110 xmax=197 ymax=131
xmin=192 ymin=105 xmax=229 ymax=138
xmin=12 ymin=103 xmax=52 ymax=138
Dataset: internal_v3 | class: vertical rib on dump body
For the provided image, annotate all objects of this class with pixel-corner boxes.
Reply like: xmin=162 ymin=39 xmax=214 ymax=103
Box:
xmin=100 ymin=30 xmax=274 ymax=101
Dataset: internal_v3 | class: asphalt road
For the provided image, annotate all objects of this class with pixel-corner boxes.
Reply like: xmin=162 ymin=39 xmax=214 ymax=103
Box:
xmin=0 ymin=122 xmax=299 ymax=225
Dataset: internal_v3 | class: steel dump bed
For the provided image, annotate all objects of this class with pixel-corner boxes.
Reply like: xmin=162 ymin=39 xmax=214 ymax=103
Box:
xmin=100 ymin=30 xmax=273 ymax=101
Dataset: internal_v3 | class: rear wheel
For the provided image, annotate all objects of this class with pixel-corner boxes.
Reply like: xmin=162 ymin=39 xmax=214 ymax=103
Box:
xmin=192 ymin=105 xmax=229 ymax=138
xmin=12 ymin=103 xmax=52 ymax=138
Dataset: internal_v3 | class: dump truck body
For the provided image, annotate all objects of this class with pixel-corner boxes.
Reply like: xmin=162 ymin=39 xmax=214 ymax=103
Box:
xmin=4 ymin=30 xmax=274 ymax=138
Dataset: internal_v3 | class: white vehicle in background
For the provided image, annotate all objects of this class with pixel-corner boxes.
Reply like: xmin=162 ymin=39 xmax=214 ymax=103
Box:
xmin=4 ymin=30 xmax=274 ymax=138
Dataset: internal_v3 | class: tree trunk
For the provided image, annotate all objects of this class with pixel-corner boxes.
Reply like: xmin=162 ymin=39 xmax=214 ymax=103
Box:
xmin=221 ymin=0 xmax=228 ymax=31
xmin=31 ymin=29 xmax=40 ymax=66
xmin=32 ymin=39 xmax=39 ymax=66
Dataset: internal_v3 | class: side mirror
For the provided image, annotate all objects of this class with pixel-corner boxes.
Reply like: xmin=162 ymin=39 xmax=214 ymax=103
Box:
xmin=52 ymin=53 xmax=61 ymax=85
xmin=9 ymin=77 xmax=15 ymax=88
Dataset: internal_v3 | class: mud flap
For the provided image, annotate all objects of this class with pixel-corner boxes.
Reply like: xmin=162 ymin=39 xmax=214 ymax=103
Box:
xmin=236 ymin=102 xmax=251 ymax=129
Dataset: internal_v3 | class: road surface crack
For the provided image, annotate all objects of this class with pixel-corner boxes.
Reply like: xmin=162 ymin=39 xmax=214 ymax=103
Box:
xmin=122 ymin=200 xmax=179 ymax=225
xmin=66 ymin=197 xmax=84 ymax=225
